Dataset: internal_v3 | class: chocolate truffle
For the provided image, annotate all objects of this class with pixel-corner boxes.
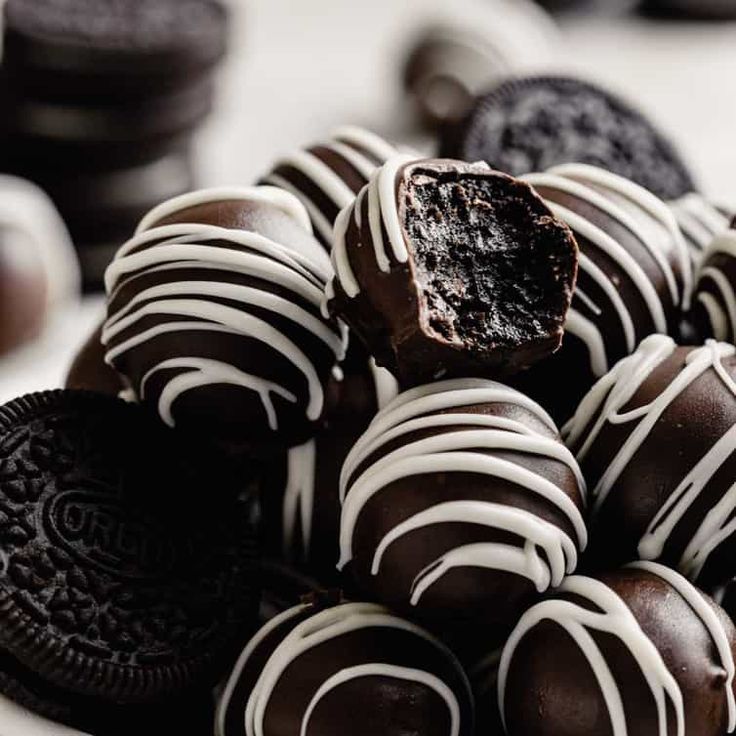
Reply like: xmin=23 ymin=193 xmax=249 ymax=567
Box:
xmin=66 ymin=320 xmax=127 ymax=396
xmin=691 ymin=227 xmax=736 ymax=344
xmin=499 ymin=562 xmax=736 ymax=736
xmin=513 ymin=163 xmax=691 ymax=422
xmin=103 ymin=187 xmax=346 ymax=448
xmin=338 ymin=378 xmax=587 ymax=626
xmin=215 ymin=599 xmax=475 ymax=736
xmin=325 ymin=157 xmax=579 ymax=384
xmin=261 ymin=126 xmax=399 ymax=249
xmin=669 ymin=192 xmax=730 ymax=270
xmin=564 ymin=334 xmax=736 ymax=588
xmin=0 ymin=175 xmax=80 ymax=356
xmin=259 ymin=357 xmax=398 ymax=583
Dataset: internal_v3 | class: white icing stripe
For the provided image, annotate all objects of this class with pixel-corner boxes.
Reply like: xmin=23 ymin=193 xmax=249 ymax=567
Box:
xmin=136 ymin=186 xmax=314 ymax=235
xmin=498 ymin=574 xmax=685 ymax=736
xmin=549 ymin=163 xmax=691 ymax=305
xmin=283 ymin=440 xmax=318 ymax=559
xmin=280 ymin=150 xmax=357 ymax=212
xmin=300 ymin=664 xmax=461 ymax=736
xmin=542 ymin=198 xmax=669 ymax=334
xmin=215 ymin=604 xmax=311 ymax=736
xmin=332 ymin=126 xmax=401 ymax=164
xmin=697 ymin=291 xmax=730 ymax=342
xmin=369 ymin=358 xmax=399 ymax=410
xmin=565 ymin=308 xmax=609 ymax=378
xmin=697 ymin=266 xmax=736 ymax=341
xmin=569 ymin=338 xmax=736 ymax=515
xmin=264 ymin=172 xmax=336 ymax=246
xmin=670 ymin=193 xmax=729 ymax=260
xmin=107 ymin=298 xmax=323 ymax=425
xmin=629 ymin=561 xmax=736 ymax=733
xmin=243 ymin=603 xmax=466 ymax=736
xmin=328 ymin=141 xmax=378 ymax=181
xmin=339 ymin=451 xmax=586 ymax=571
xmin=370 ymin=501 xmax=577 ymax=593
xmin=104 ymin=204 xmax=345 ymax=433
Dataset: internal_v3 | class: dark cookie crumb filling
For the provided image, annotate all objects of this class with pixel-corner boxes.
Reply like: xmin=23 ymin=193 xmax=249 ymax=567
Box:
xmin=403 ymin=166 xmax=577 ymax=354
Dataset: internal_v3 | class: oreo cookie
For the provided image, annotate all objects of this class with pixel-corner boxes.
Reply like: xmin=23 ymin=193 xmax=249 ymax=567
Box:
xmin=0 ymin=391 xmax=257 ymax=704
xmin=2 ymin=0 xmax=229 ymax=102
xmin=442 ymin=75 xmax=696 ymax=200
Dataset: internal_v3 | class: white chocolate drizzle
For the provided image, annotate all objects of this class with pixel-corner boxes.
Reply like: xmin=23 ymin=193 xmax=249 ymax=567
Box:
xmin=695 ymin=230 xmax=736 ymax=343
xmin=103 ymin=188 xmax=346 ymax=432
xmin=524 ymin=164 xmax=690 ymax=379
xmin=499 ymin=561 xmax=736 ymax=736
xmin=564 ymin=334 xmax=736 ymax=581
xmin=262 ymin=127 xmax=399 ymax=246
xmin=216 ymin=601 xmax=468 ymax=736
xmin=326 ymin=154 xmax=423 ymax=304
xmin=338 ymin=379 xmax=587 ymax=606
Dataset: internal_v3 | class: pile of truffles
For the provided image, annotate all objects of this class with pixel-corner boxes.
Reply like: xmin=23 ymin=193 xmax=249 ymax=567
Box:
xmin=48 ymin=121 xmax=736 ymax=736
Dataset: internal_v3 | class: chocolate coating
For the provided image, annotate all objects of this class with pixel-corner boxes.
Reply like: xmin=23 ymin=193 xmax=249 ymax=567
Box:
xmin=339 ymin=378 xmax=587 ymax=627
xmin=565 ymin=335 xmax=736 ymax=588
xmin=511 ymin=164 xmax=691 ymax=423
xmin=325 ymin=157 xmax=579 ymax=385
xmin=261 ymin=126 xmax=398 ymax=249
xmin=499 ymin=563 xmax=736 ymax=736
xmin=691 ymin=227 xmax=736 ymax=344
xmin=259 ymin=352 xmax=398 ymax=584
xmin=103 ymin=187 xmax=345 ymax=449
xmin=215 ymin=598 xmax=475 ymax=736
xmin=66 ymin=320 xmax=127 ymax=395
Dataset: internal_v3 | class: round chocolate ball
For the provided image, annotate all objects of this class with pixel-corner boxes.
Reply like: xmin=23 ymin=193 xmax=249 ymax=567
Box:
xmin=102 ymin=187 xmax=346 ymax=449
xmin=0 ymin=175 xmax=80 ymax=356
xmin=259 ymin=354 xmax=398 ymax=584
xmin=325 ymin=157 xmax=579 ymax=385
xmin=261 ymin=126 xmax=399 ymax=250
xmin=338 ymin=378 xmax=587 ymax=627
xmin=215 ymin=598 xmax=475 ymax=736
xmin=565 ymin=334 xmax=736 ymax=588
xmin=512 ymin=163 xmax=692 ymax=423
xmin=66 ymin=319 xmax=128 ymax=396
xmin=499 ymin=562 xmax=736 ymax=736
xmin=691 ymin=226 xmax=736 ymax=344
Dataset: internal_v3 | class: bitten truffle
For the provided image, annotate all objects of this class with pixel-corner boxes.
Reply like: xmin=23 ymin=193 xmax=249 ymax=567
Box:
xmin=325 ymin=157 xmax=579 ymax=385
xmin=215 ymin=598 xmax=475 ymax=736
xmin=338 ymin=378 xmax=587 ymax=626
xmin=499 ymin=562 xmax=736 ymax=736
xmin=564 ymin=334 xmax=736 ymax=588
xmin=102 ymin=187 xmax=346 ymax=448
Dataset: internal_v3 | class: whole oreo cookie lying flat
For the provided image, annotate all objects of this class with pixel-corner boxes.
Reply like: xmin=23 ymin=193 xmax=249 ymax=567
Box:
xmin=443 ymin=76 xmax=696 ymax=201
xmin=0 ymin=390 xmax=257 ymax=704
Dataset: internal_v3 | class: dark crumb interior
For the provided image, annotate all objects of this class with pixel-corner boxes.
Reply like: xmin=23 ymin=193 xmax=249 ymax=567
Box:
xmin=404 ymin=166 xmax=575 ymax=351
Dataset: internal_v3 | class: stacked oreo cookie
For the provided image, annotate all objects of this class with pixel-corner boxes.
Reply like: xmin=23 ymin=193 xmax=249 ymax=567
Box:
xmin=0 ymin=0 xmax=229 ymax=289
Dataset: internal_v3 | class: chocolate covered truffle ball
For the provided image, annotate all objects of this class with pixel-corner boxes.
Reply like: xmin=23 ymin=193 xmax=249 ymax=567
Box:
xmin=215 ymin=598 xmax=475 ymax=736
xmin=691 ymin=226 xmax=736 ymax=344
xmin=0 ymin=175 xmax=80 ymax=356
xmin=325 ymin=157 xmax=579 ymax=384
xmin=259 ymin=357 xmax=398 ymax=584
xmin=338 ymin=378 xmax=587 ymax=626
xmin=103 ymin=187 xmax=346 ymax=448
xmin=513 ymin=163 xmax=691 ymax=422
xmin=499 ymin=562 xmax=736 ymax=736
xmin=565 ymin=334 xmax=736 ymax=587
xmin=261 ymin=126 xmax=399 ymax=249
xmin=669 ymin=193 xmax=730 ymax=270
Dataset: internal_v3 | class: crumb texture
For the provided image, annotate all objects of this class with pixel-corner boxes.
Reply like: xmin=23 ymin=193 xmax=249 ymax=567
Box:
xmin=404 ymin=167 xmax=575 ymax=354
